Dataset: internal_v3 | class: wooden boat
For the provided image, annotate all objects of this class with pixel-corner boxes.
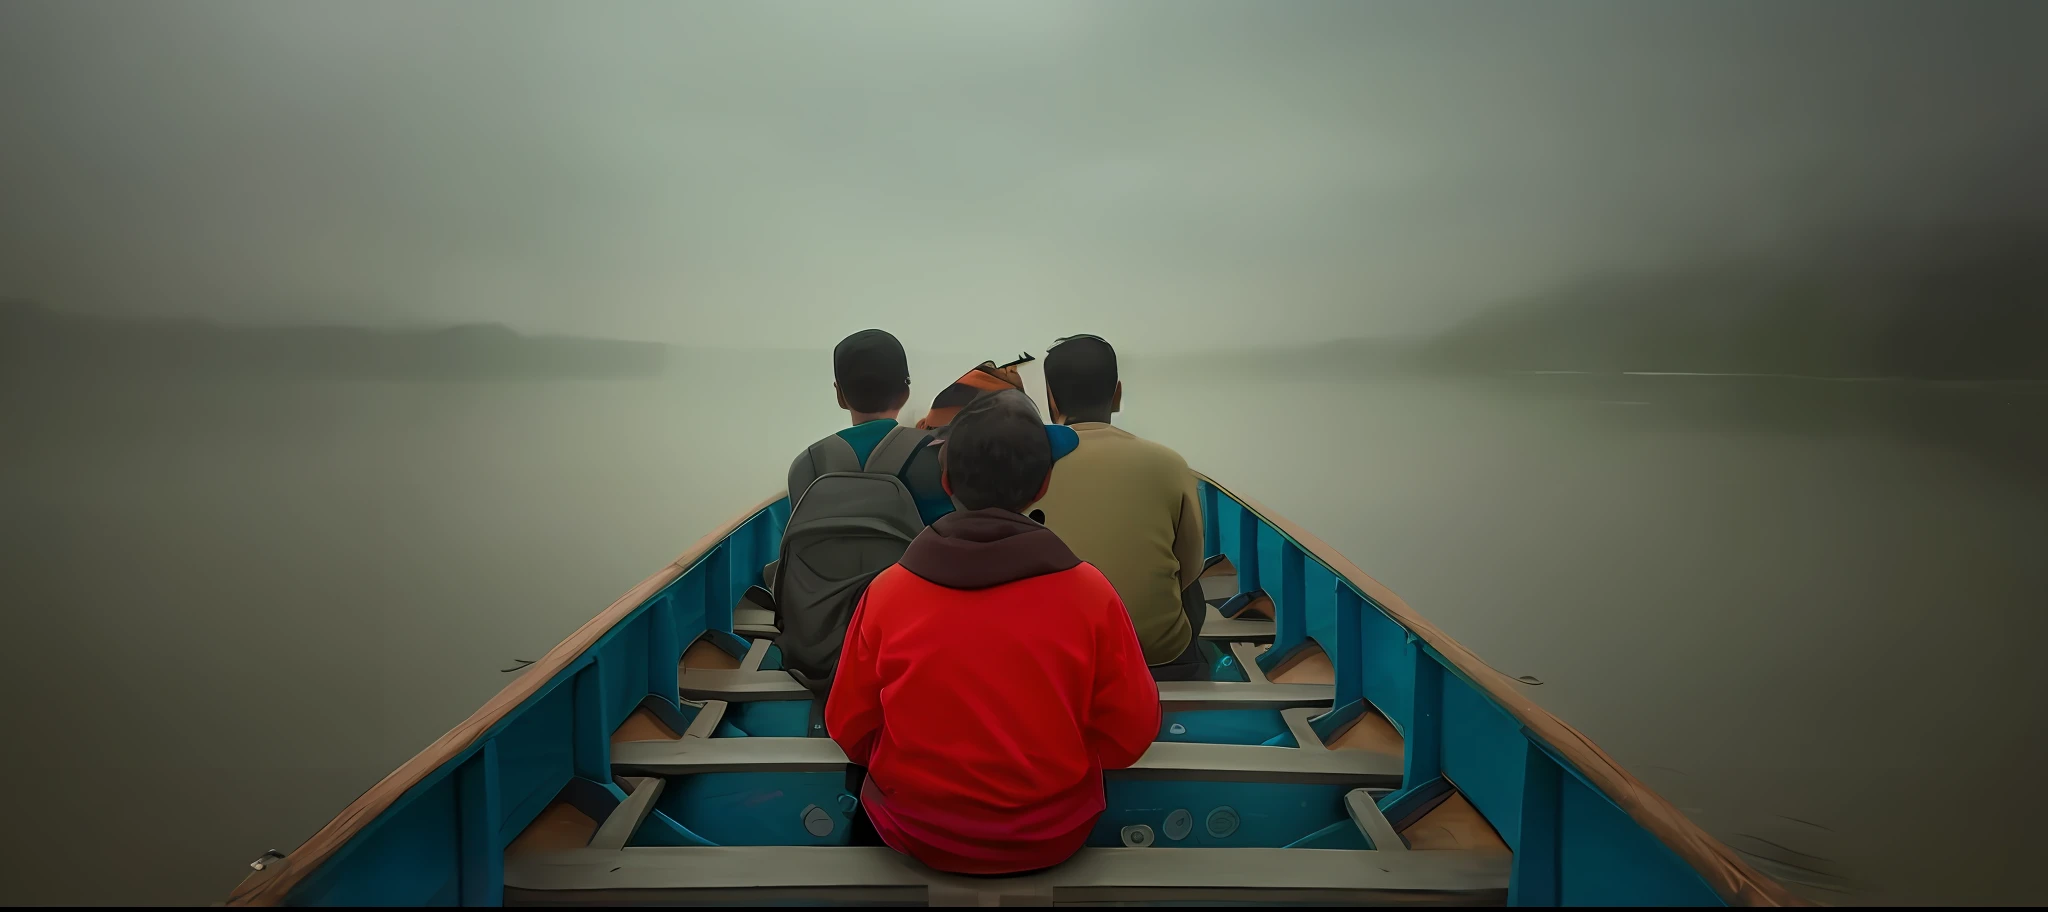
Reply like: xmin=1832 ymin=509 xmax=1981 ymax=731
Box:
xmin=226 ymin=475 xmax=1802 ymax=906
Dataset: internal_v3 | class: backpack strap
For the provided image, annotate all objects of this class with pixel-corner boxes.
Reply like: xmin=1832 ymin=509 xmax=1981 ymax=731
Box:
xmin=789 ymin=435 xmax=863 ymax=512
xmin=862 ymin=425 xmax=931 ymax=478
xmin=811 ymin=434 xmax=864 ymax=475
xmin=902 ymin=442 xmax=944 ymax=508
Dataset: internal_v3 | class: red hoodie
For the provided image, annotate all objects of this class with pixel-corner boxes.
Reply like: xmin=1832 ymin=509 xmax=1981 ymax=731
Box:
xmin=825 ymin=509 xmax=1161 ymax=875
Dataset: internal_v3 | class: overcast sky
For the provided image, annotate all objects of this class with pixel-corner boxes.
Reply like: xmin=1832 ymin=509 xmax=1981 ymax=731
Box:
xmin=2 ymin=0 xmax=2044 ymax=353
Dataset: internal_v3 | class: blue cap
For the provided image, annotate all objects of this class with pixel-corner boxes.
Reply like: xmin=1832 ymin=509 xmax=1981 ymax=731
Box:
xmin=1046 ymin=424 xmax=1080 ymax=463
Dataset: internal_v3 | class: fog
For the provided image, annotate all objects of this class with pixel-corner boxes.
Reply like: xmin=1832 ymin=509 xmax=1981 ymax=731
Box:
xmin=4 ymin=1 xmax=2046 ymax=351
xmin=3 ymin=0 xmax=2047 ymax=906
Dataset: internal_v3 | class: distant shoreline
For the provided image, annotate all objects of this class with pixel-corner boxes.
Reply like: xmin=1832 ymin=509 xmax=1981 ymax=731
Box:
xmin=1503 ymin=369 xmax=2048 ymax=387
xmin=2 ymin=302 xmax=667 ymax=382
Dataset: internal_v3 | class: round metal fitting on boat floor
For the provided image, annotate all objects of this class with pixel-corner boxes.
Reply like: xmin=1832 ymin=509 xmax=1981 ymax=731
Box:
xmin=1120 ymin=824 xmax=1155 ymax=848
xmin=1206 ymin=807 xmax=1239 ymax=839
xmin=1163 ymin=809 xmax=1193 ymax=841
xmin=801 ymin=804 xmax=835 ymax=837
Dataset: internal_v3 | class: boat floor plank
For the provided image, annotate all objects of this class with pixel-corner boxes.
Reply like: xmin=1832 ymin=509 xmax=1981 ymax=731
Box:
xmin=1326 ymin=706 xmax=1405 ymax=755
xmin=506 ymin=802 xmax=599 ymax=857
xmin=1402 ymin=791 xmax=1510 ymax=854
xmin=1232 ymin=591 xmax=1277 ymax=620
xmin=610 ymin=707 xmax=681 ymax=744
xmin=503 ymin=845 xmax=1508 ymax=905
xmin=1267 ymin=640 xmax=1335 ymax=685
xmin=681 ymin=638 xmax=742 ymax=671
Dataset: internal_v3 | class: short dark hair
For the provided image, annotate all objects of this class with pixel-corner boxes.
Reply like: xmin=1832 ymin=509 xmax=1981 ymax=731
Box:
xmin=942 ymin=389 xmax=1051 ymax=512
xmin=833 ymin=329 xmax=911 ymax=413
xmin=1044 ymin=334 xmax=1117 ymax=414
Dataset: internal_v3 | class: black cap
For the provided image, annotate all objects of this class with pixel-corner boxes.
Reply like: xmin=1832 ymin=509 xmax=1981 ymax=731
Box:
xmin=833 ymin=329 xmax=909 ymax=388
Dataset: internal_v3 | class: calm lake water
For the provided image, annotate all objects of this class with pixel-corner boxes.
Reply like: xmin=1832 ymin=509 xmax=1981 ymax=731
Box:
xmin=2 ymin=353 xmax=2043 ymax=905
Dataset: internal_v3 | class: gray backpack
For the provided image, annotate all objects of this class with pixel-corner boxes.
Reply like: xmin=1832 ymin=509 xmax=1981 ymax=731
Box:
xmin=771 ymin=425 xmax=930 ymax=699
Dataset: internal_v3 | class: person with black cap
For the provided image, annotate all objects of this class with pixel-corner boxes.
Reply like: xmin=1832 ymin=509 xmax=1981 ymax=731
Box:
xmin=766 ymin=329 xmax=951 ymax=708
xmin=785 ymin=328 xmax=952 ymax=525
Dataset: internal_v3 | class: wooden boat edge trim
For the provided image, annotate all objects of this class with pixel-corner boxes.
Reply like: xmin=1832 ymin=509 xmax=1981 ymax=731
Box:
xmin=224 ymin=490 xmax=789 ymax=907
xmin=1194 ymin=471 xmax=1806 ymax=908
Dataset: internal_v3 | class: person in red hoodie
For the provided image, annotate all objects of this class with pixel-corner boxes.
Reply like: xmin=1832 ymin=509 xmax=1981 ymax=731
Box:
xmin=826 ymin=388 xmax=1162 ymax=875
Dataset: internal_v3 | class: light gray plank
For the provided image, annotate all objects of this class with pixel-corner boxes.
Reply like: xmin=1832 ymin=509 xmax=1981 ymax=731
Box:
xmin=504 ymin=845 xmax=1509 ymax=905
xmin=1201 ymin=607 xmax=1275 ymax=642
xmin=1126 ymin=740 xmax=1401 ymax=786
xmin=1345 ymin=787 xmax=1408 ymax=853
xmin=679 ymin=699 xmax=728 ymax=740
xmin=675 ymin=671 xmax=1330 ymax=711
xmin=738 ymin=638 xmax=771 ymax=673
xmin=613 ymin=735 xmax=1396 ymax=786
xmin=1155 ymin=680 xmax=1333 ymax=710
xmin=676 ymin=668 xmax=809 ymax=702
xmin=612 ymin=735 xmax=849 ymax=774
xmin=588 ymin=777 xmax=666 ymax=852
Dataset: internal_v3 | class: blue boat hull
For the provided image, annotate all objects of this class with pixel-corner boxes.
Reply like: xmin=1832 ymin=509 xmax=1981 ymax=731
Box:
xmin=226 ymin=477 xmax=1799 ymax=907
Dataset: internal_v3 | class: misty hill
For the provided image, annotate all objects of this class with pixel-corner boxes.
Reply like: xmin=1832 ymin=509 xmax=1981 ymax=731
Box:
xmin=1163 ymin=222 xmax=2048 ymax=385
xmin=1416 ymin=221 xmax=2048 ymax=381
xmin=0 ymin=302 xmax=667 ymax=381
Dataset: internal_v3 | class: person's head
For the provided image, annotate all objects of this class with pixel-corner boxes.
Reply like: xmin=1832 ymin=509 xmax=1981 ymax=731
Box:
xmin=940 ymin=389 xmax=1053 ymax=513
xmin=1043 ymin=334 xmax=1120 ymax=424
xmin=832 ymin=329 xmax=911 ymax=419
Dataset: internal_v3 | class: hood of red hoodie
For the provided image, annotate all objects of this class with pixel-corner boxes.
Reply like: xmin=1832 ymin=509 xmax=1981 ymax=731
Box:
xmin=897 ymin=508 xmax=1080 ymax=590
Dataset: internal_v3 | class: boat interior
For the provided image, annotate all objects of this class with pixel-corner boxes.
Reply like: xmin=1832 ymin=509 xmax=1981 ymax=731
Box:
xmin=232 ymin=481 xmax=1780 ymax=907
xmin=497 ymin=558 xmax=1511 ymax=906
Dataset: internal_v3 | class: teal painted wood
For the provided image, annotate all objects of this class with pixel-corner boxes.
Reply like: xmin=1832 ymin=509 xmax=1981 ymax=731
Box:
xmin=1331 ymin=583 xmax=1365 ymax=708
xmin=245 ymin=482 xmax=1778 ymax=908
xmin=455 ymin=739 xmax=503 ymax=906
xmin=1391 ymin=645 xmax=1444 ymax=803
xmin=1191 ymin=479 xmax=1740 ymax=907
